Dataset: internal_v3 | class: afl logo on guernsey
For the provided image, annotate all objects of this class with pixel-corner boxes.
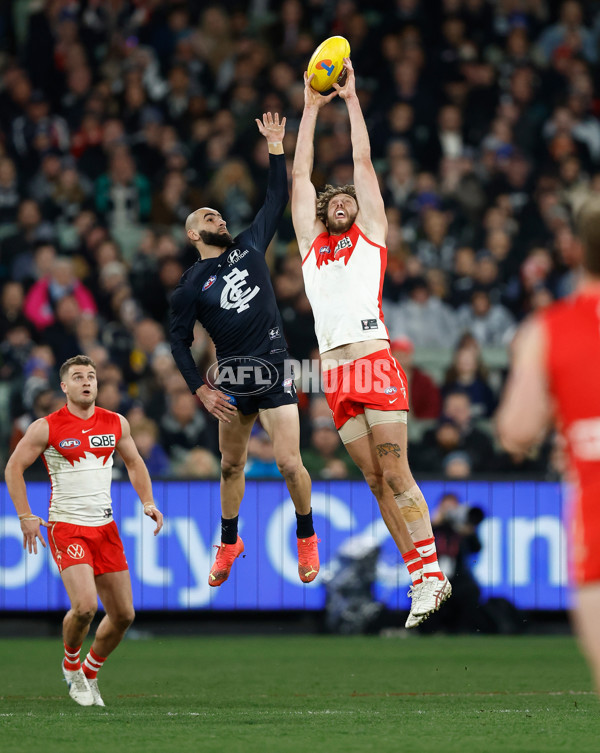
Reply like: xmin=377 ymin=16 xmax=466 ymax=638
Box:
xmin=384 ymin=386 xmax=398 ymax=395
xmin=59 ymin=438 xmax=81 ymax=449
xmin=318 ymin=246 xmax=331 ymax=255
xmin=202 ymin=275 xmax=217 ymax=291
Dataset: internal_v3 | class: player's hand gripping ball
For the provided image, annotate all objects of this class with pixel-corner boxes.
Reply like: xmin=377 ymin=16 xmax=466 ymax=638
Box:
xmin=306 ymin=36 xmax=351 ymax=93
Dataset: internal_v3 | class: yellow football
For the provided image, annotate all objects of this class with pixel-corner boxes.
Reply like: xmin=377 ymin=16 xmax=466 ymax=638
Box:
xmin=306 ymin=36 xmax=351 ymax=93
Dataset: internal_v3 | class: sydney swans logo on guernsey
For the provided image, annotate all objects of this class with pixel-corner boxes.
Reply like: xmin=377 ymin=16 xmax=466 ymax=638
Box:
xmin=220 ymin=268 xmax=260 ymax=313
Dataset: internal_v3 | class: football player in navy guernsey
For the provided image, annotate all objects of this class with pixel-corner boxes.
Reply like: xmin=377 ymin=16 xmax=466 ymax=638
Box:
xmin=170 ymin=112 xmax=319 ymax=588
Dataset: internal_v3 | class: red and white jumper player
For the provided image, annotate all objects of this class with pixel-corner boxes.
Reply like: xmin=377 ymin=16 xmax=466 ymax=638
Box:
xmin=498 ymin=198 xmax=600 ymax=695
xmin=5 ymin=355 xmax=163 ymax=706
xmin=292 ymin=58 xmax=451 ymax=628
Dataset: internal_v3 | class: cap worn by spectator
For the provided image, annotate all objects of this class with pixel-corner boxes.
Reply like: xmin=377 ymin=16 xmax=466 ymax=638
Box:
xmin=390 ymin=336 xmax=415 ymax=354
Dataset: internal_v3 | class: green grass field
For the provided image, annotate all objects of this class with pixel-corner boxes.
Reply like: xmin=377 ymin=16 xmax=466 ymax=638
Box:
xmin=0 ymin=634 xmax=597 ymax=753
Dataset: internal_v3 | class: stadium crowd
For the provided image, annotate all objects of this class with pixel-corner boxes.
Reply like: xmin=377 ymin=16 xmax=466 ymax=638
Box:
xmin=0 ymin=0 xmax=599 ymax=479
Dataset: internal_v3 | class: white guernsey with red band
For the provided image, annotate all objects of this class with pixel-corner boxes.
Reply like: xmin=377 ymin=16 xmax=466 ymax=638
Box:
xmin=42 ymin=405 xmax=122 ymax=527
xmin=301 ymin=222 xmax=389 ymax=353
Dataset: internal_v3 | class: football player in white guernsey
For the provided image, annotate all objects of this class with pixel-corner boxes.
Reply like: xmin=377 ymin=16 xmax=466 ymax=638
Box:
xmin=5 ymin=355 xmax=163 ymax=707
xmin=292 ymin=58 xmax=451 ymax=628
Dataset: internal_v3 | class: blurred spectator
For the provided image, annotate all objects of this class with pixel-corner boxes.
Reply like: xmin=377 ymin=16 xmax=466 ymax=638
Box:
xmin=95 ymin=147 xmax=151 ymax=230
xmin=10 ymin=90 xmax=69 ymax=178
xmin=43 ymin=160 xmax=92 ymax=223
xmin=456 ymin=288 xmax=516 ymax=346
xmin=390 ymin=336 xmax=441 ymax=419
xmin=130 ymin=418 xmax=171 ymax=477
xmin=150 ymin=170 xmax=204 ymax=226
xmin=23 ymin=256 xmax=97 ymax=331
xmin=174 ymin=447 xmax=220 ymax=479
xmin=0 ymin=281 xmax=30 ymax=340
xmin=411 ymin=418 xmax=465 ymax=474
xmin=302 ymin=416 xmax=360 ymax=480
xmin=159 ymin=391 xmax=217 ymax=463
xmin=537 ymin=1 xmax=597 ymax=64
xmin=96 ymin=381 xmax=130 ymax=415
xmin=413 ymin=390 xmax=496 ymax=474
xmin=42 ymin=295 xmax=82 ymax=365
xmin=443 ymin=451 xmax=473 ymax=479
xmin=386 ymin=276 xmax=459 ymax=348
xmin=245 ymin=424 xmax=280 ymax=479
xmin=9 ymin=386 xmax=56 ymax=454
xmin=0 ymin=157 xmax=20 ymax=225
xmin=2 ymin=199 xmax=54 ymax=281
xmin=0 ymin=324 xmax=34 ymax=386
xmin=442 ymin=335 xmax=497 ymax=418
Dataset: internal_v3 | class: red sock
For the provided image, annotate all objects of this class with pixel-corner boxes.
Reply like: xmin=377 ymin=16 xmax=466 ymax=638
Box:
xmin=63 ymin=642 xmax=82 ymax=671
xmin=414 ymin=537 xmax=444 ymax=581
xmin=402 ymin=548 xmax=423 ymax=586
xmin=82 ymin=647 xmax=107 ymax=680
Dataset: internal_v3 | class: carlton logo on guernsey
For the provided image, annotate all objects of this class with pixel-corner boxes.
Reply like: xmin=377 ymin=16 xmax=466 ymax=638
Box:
xmin=42 ymin=405 xmax=122 ymax=526
xmin=302 ymin=223 xmax=388 ymax=353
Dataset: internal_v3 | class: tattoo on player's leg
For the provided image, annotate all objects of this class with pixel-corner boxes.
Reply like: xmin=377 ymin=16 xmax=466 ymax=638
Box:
xmin=376 ymin=442 xmax=402 ymax=458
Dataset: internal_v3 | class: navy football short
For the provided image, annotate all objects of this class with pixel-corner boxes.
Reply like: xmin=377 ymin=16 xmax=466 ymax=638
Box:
xmin=217 ymin=353 xmax=298 ymax=415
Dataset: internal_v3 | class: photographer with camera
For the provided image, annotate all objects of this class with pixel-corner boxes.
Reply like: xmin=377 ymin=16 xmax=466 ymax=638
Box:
xmin=421 ymin=493 xmax=485 ymax=633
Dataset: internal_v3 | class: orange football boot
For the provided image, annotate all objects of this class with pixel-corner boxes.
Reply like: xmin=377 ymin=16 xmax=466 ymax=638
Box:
xmin=208 ymin=537 xmax=244 ymax=587
xmin=297 ymin=533 xmax=320 ymax=583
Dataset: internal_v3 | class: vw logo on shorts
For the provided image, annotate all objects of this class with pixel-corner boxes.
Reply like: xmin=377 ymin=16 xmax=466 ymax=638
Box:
xmin=66 ymin=544 xmax=85 ymax=559
xmin=384 ymin=386 xmax=398 ymax=395
xmin=206 ymin=356 xmax=278 ymax=396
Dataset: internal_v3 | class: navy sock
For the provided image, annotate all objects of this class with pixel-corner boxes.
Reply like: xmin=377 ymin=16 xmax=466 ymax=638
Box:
xmin=221 ymin=515 xmax=239 ymax=545
xmin=295 ymin=510 xmax=315 ymax=539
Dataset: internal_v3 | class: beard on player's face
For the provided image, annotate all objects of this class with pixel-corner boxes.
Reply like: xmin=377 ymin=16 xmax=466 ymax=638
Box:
xmin=199 ymin=228 xmax=233 ymax=247
xmin=326 ymin=198 xmax=358 ymax=234
xmin=327 ymin=210 xmax=357 ymax=234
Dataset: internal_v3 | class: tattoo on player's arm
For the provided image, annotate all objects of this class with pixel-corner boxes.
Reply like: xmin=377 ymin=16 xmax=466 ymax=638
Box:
xmin=376 ymin=443 xmax=402 ymax=458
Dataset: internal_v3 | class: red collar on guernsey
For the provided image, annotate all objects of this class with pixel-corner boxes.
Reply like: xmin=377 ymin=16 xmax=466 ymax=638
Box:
xmin=313 ymin=223 xmax=360 ymax=269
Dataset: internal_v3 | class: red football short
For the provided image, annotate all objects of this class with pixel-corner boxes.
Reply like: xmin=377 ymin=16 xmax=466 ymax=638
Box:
xmin=323 ymin=348 xmax=410 ymax=430
xmin=571 ymin=485 xmax=600 ymax=586
xmin=48 ymin=520 xmax=128 ymax=575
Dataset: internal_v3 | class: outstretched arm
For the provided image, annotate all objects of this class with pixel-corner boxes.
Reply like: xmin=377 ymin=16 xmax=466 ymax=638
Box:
xmin=5 ymin=418 xmax=50 ymax=554
xmin=238 ymin=112 xmax=288 ymax=254
xmin=333 ymin=59 xmax=387 ymax=245
xmin=292 ymin=74 xmax=337 ymax=250
xmin=116 ymin=415 xmax=163 ymax=535
xmin=496 ymin=317 xmax=552 ymax=453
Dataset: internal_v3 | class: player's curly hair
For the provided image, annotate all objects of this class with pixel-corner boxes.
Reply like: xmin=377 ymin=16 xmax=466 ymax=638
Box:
xmin=316 ymin=184 xmax=358 ymax=225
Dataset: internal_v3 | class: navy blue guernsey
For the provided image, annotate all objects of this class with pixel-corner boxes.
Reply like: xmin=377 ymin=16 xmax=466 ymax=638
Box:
xmin=170 ymin=153 xmax=289 ymax=393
